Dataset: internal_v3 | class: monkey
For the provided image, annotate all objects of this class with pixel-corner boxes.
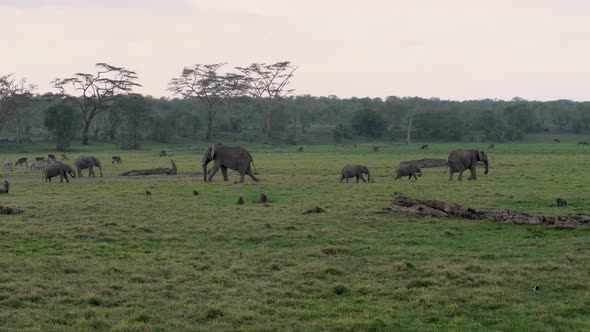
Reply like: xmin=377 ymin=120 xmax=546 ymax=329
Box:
xmin=420 ymin=144 xmax=429 ymax=150
xmin=260 ymin=193 xmax=268 ymax=203
xmin=193 ymin=190 xmax=199 ymax=196
xmin=556 ymin=197 xmax=567 ymax=207
xmin=553 ymin=138 xmax=560 ymax=143
xmin=237 ymin=196 xmax=244 ymax=205
xmin=372 ymin=146 xmax=380 ymax=152
xmin=112 ymin=156 xmax=123 ymax=164
xmin=488 ymin=143 xmax=495 ymax=150
xmin=297 ymin=146 xmax=304 ymax=153
xmin=145 ymin=191 xmax=152 ymax=197
xmin=159 ymin=150 xmax=167 ymax=157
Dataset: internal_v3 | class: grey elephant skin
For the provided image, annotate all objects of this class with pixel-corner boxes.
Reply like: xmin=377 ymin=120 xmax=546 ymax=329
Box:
xmin=340 ymin=164 xmax=370 ymax=183
xmin=44 ymin=162 xmax=76 ymax=183
xmin=394 ymin=164 xmax=422 ymax=180
xmin=202 ymin=144 xmax=259 ymax=183
xmin=74 ymin=156 xmax=103 ymax=177
xmin=447 ymin=149 xmax=489 ymax=181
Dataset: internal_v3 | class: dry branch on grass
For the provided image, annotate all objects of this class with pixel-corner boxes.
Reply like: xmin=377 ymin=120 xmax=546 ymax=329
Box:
xmin=0 ymin=206 xmax=23 ymax=215
xmin=383 ymin=194 xmax=590 ymax=229
xmin=120 ymin=160 xmax=177 ymax=176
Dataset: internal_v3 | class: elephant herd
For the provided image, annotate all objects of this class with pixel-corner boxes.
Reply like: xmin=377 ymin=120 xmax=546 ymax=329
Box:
xmin=340 ymin=149 xmax=489 ymax=183
xmin=2 ymin=144 xmax=489 ymax=186
xmin=3 ymin=155 xmax=103 ymax=183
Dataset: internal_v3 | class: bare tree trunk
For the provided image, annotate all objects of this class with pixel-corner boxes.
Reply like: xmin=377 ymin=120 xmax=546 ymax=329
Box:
xmin=206 ymin=111 xmax=213 ymax=140
xmin=82 ymin=120 xmax=90 ymax=145
xmin=266 ymin=105 xmax=273 ymax=138
xmin=406 ymin=115 xmax=413 ymax=145
xmin=15 ymin=117 xmax=20 ymax=144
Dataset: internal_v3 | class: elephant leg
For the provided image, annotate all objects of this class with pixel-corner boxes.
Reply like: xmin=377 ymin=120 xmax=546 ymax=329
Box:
xmin=449 ymin=170 xmax=454 ymax=181
xmin=340 ymin=176 xmax=344 ymax=183
xmin=408 ymin=175 xmax=411 ymax=180
xmin=413 ymin=173 xmax=418 ymax=180
xmin=469 ymin=166 xmax=477 ymax=180
xmin=346 ymin=177 xmax=349 ymax=183
xmin=360 ymin=175 xmax=366 ymax=182
xmin=207 ymin=162 xmax=222 ymax=182
xmin=221 ymin=166 xmax=229 ymax=181
xmin=458 ymin=170 xmax=464 ymax=181
xmin=356 ymin=175 xmax=360 ymax=183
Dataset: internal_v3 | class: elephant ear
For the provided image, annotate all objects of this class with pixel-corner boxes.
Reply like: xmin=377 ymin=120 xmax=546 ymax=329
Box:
xmin=211 ymin=145 xmax=217 ymax=159
xmin=477 ymin=150 xmax=484 ymax=161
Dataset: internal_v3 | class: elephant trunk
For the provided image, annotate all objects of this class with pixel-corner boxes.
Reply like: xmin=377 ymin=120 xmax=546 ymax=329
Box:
xmin=202 ymin=163 xmax=209 ymax=182
xmin=98 ymin=165 xmax=103 ymax=177
xmin=484 ymin=161 xmax=489 ymax=174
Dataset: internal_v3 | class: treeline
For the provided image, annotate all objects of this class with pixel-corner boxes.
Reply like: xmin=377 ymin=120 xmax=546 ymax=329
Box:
xmin=5 ymin=94 xmax=590 ymax=148
xmin=2 ymin=65 xmax=590 ymax=150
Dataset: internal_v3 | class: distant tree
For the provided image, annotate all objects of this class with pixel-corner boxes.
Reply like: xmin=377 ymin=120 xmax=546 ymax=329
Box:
xmin=52 ymin=63 xmax=141 ymax=145
xmin=237 ymin=61 xmax=297 ymax=138
xmin=351 ymin=109 xmax=386 ymax=138
xmin=169 ymin=63 xmax=225 ymax=140
xmin=332 ymin=124 xmax=351 ymax=143
xmin=112 ymin=94 xmax=150 ymax=150
xmin=219 ymin=73 xmax=248 ymax=132
xmin=44 ymin=103 xmax=80 ymax=151
xmin=0 ymin=74 xmax=35 ymax=143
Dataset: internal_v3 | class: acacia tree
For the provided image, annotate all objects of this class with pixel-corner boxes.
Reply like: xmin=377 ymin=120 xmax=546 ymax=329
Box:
xmin=237 ymin=61 xmax=297 ymax=138
xmin=52 ymin=63 xmax=141 ymax=145
xmin=169 ymin=63 xmax=225 ymax=140
xmin=219 ymin=73 xmax=248 ymax=132
xmin=0 ymin=74 xmax=35 ymax=143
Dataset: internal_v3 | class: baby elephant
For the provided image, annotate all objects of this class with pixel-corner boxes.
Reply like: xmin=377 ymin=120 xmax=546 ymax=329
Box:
xmin=394 ymin=163 xmax=422 ymax=180
xmin=112 ymin=156 xmax=123 ymax=164
xmin=44 ymin=162 xmax=76 ymax=183
xmin=340 ymin=164 xmax=371 ymax=183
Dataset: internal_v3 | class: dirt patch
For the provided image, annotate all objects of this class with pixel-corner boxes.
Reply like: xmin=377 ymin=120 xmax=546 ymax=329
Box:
xmin=304 ymin=206 xmax=326 ymax=214
xmin=383 ymin=194 xmax=590 ymax=229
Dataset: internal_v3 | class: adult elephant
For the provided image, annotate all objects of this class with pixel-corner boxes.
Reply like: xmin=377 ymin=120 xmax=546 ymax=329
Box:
xmin=447 ymin=149 xmax=489 ymax=181
xmin=44 ymin=162 xmax=76 ymax=183
xmin=74 ymin=156 xmax=103 ymax=177
xmin=202 ymin=144 xmax=259 ymax=183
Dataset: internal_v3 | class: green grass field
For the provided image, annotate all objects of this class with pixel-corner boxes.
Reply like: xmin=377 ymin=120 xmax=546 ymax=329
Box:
xmin=1 ymin=142 xmax=590 ymax=331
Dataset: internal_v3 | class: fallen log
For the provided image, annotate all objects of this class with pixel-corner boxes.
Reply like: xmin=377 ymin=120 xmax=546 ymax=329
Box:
xmin=120 ymin=160 xmax=177 ymax=176
xmin=383 ymin=194 xmax=590 ymax=229
xmin=0 ymin=206 xmax=23 ymax=215
xmin=399 ymin=158 xmax=448 ymax=168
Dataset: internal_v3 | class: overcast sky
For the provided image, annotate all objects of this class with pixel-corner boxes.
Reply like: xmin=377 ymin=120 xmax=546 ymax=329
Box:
xmin=1 ymin=0 xmax=589 ymax=101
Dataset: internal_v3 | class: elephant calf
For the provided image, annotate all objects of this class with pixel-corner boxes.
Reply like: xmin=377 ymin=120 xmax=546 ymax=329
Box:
xmin=340 ymin=164 xmax=371 ymax=183
xmin=394 ymin=164 xmax=422 ymax=180
xmin=44 ymin=162 xmax=76 ymax=183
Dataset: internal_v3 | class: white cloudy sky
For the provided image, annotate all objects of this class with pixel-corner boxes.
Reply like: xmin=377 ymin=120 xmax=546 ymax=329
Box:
xmin=1 ymin=0 xmax=589 ymax=100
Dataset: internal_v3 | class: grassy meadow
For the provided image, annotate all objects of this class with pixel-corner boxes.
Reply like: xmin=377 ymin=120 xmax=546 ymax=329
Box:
xmin=1 ymin=141 xmax=590 ymax=331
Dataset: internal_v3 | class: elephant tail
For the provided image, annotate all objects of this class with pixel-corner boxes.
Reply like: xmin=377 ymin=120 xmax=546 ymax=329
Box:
xmin=251 ymin=159 xmax=257 ymax=173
